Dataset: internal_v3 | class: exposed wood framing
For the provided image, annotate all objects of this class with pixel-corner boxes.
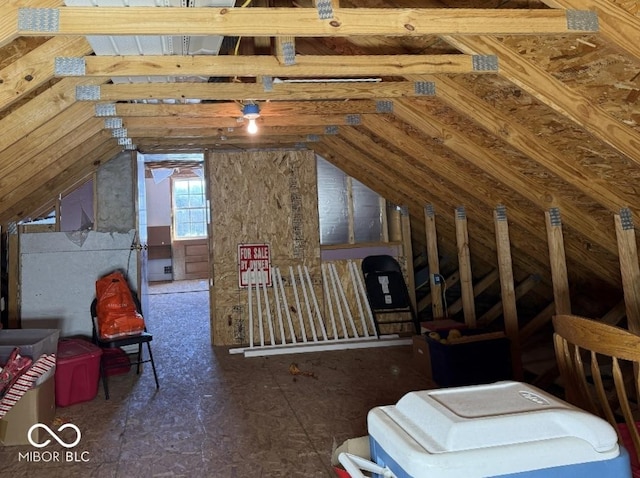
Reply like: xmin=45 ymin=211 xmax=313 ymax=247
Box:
xmin=545 ymin=209 xmax=572 ymax=315
xmin=447 ymin=269 xmax=499 ymax=317
xmin=455 ymin=207 xmax=476 ymax=327
xmin=69 ymin=54 xmax=489 ymax=77
xmin=477 ymin=274 xmax=539 ymax=327
xmin=12 ymin=7 xmax=594 ymax=39
xmin=444 ymin=35 xmax=640 ymax=168
xmin=424 ymin=204 xmax=443 ymax=319
xmin=614 ymin=209 xmax=640 ymax=333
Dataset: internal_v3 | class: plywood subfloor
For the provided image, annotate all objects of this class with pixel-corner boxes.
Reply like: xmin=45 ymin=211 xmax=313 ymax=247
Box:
xmin=2 ymin=281 xmax=432 ymax=477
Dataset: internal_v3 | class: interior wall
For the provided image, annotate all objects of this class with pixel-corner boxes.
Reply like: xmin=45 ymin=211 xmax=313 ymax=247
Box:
xmin=19 ymin=151 xmax=138 ymax=336
xmin=207 ymin=150 xmax=320 ymax=346
xmin=95 ymin=151 xmax=135 ymax=233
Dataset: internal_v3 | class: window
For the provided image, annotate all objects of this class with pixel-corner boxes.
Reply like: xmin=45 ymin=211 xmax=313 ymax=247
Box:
xmin=172 ymin=178 xmax=207 ymax=239
xmin=316 ymin=155 xmax=385 ymax=246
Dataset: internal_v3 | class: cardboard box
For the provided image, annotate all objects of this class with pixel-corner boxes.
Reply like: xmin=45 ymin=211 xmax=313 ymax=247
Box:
xmin=0 ymin=329 xmax=60 ymax=364
xmin=0 ymin=376 xmax=56 ymax=446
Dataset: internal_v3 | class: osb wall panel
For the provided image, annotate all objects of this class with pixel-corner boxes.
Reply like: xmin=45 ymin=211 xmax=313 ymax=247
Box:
xmin=207 ymin=149 xmax=321 ymax=346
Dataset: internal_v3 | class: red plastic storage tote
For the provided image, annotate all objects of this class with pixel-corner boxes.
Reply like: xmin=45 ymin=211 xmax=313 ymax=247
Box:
xmin=55 ymin=339 xmax=102 ymax=407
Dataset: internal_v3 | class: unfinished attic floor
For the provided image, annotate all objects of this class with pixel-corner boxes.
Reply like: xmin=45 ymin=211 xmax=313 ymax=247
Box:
xmin=2 ymin=280 xmax=432 ymax=478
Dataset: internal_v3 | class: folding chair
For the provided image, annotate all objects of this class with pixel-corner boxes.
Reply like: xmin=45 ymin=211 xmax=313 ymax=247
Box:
xmin=90 ymin=295 xmax=159 ymax=399
xmin=361 ymin=255 xmax=420 ymax=336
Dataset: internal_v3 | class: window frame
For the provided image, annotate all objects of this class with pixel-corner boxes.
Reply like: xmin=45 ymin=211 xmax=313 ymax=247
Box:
xmin=171 ymin=176 xmax=208 ymax=240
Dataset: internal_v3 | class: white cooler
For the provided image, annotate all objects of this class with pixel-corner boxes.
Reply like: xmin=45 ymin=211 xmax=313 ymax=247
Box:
xmin=341 ymin=381 xmax=631 ymax=478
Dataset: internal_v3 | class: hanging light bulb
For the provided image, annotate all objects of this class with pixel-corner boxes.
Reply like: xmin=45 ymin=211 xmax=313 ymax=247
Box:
xmin=242 ymin=103 xmax=260 ymax=135
xmin=247 ymin=117 xmax=258 ymax=134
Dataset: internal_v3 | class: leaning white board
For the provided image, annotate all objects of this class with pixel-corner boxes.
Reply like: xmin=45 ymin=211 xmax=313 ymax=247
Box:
xmin=20 ymin=230 xmax=138 ymax=338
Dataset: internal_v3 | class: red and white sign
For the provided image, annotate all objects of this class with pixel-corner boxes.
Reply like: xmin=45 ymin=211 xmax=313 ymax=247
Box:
xmin=238 ymin=243 xmax=272 ymax=288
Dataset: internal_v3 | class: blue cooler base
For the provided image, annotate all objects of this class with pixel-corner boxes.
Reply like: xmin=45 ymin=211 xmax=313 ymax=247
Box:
xmin=370 ymin=439 xmax=633 ymax=478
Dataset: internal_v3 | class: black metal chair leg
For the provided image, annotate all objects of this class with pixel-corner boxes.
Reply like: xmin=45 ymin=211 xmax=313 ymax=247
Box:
xmin=100 ymin=357 xmax=110 ymax=400
xmin=146 ymin=343 xmax=160 ymax=390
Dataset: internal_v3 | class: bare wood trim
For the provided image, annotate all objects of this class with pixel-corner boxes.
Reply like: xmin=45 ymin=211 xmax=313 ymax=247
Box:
xmin=614 ymin=212 xmax=640 ymax=334
xmin=545 ymin=209 xmax=571 ymax=315
xmin=80 ymin=54 xmax=486 ymax=77
xmin=16 ymin=8 xmax=590 ymax=37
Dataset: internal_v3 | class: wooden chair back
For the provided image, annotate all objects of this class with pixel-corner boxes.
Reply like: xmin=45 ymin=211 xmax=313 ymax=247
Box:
xmin=553 ymin=313 xmax=640 ymax=467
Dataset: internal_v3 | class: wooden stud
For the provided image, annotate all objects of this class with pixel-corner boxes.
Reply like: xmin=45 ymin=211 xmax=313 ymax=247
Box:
xmin=455 ymin=206 xmax=476 ymax=327
xmin=545 ymin=208 xmax=571 ymax=315
xmin=424 ymin=204 xmax=443 ymax=319
xmin=400 ymin=206 xmax=417 ymax=316
xmin=614 ymin=209 xmax=640 ymax=334
xmin=493 ymin=205 xmax=522 ymax=379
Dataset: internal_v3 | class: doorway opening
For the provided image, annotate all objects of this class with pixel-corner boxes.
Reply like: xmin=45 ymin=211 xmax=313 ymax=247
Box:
xmin=139 ymin=152 xmax=210 ymax=334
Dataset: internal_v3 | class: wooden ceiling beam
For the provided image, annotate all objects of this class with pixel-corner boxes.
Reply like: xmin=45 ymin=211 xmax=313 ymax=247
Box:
xmin=419 ymin=75 xmax=637 ymax=213
xmin=0 ymin=36 xmax=92 ymax=111
xmin=443 ymin=35 xmax=640 ymax=169
xmin=361 ymin=113 xmax=621 ymax=285
xmin=77 ymin=81 xmax=433 ymax=101
xmin=0 ymin=102 xmax=96 ymax=184
xmin=0 ymin=0 xmax=63 ymax=48
xmin=111 ymin=100 xmax=381 ymax=117
xmin=68 ymin=54 xmax=488 ymax=78
xmin=316 ymin=134 xmax=551 ymax=281
xmin=122 ymin=113 xmax=371 ymax=130
xmin=392 ymin=98 xmax=618 ymax=257
xmin=541 ymin=0 xmax=640 ymax=61
xmin=0 ymin=77 xmax=103 ymax=153
xmin=1 ymin=135 xmax=118 ymax=224
xmin=14 ymin=7 xmax=595 ymax=38
xmin=126 ymin=125 xmax=331 ymax=138
xmin=0 ymin=127 xmax=114 ymax=222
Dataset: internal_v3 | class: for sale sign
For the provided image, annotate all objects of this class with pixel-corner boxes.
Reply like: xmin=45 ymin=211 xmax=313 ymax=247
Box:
xmin=238 ymin=243 xmax=272 ymax=288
